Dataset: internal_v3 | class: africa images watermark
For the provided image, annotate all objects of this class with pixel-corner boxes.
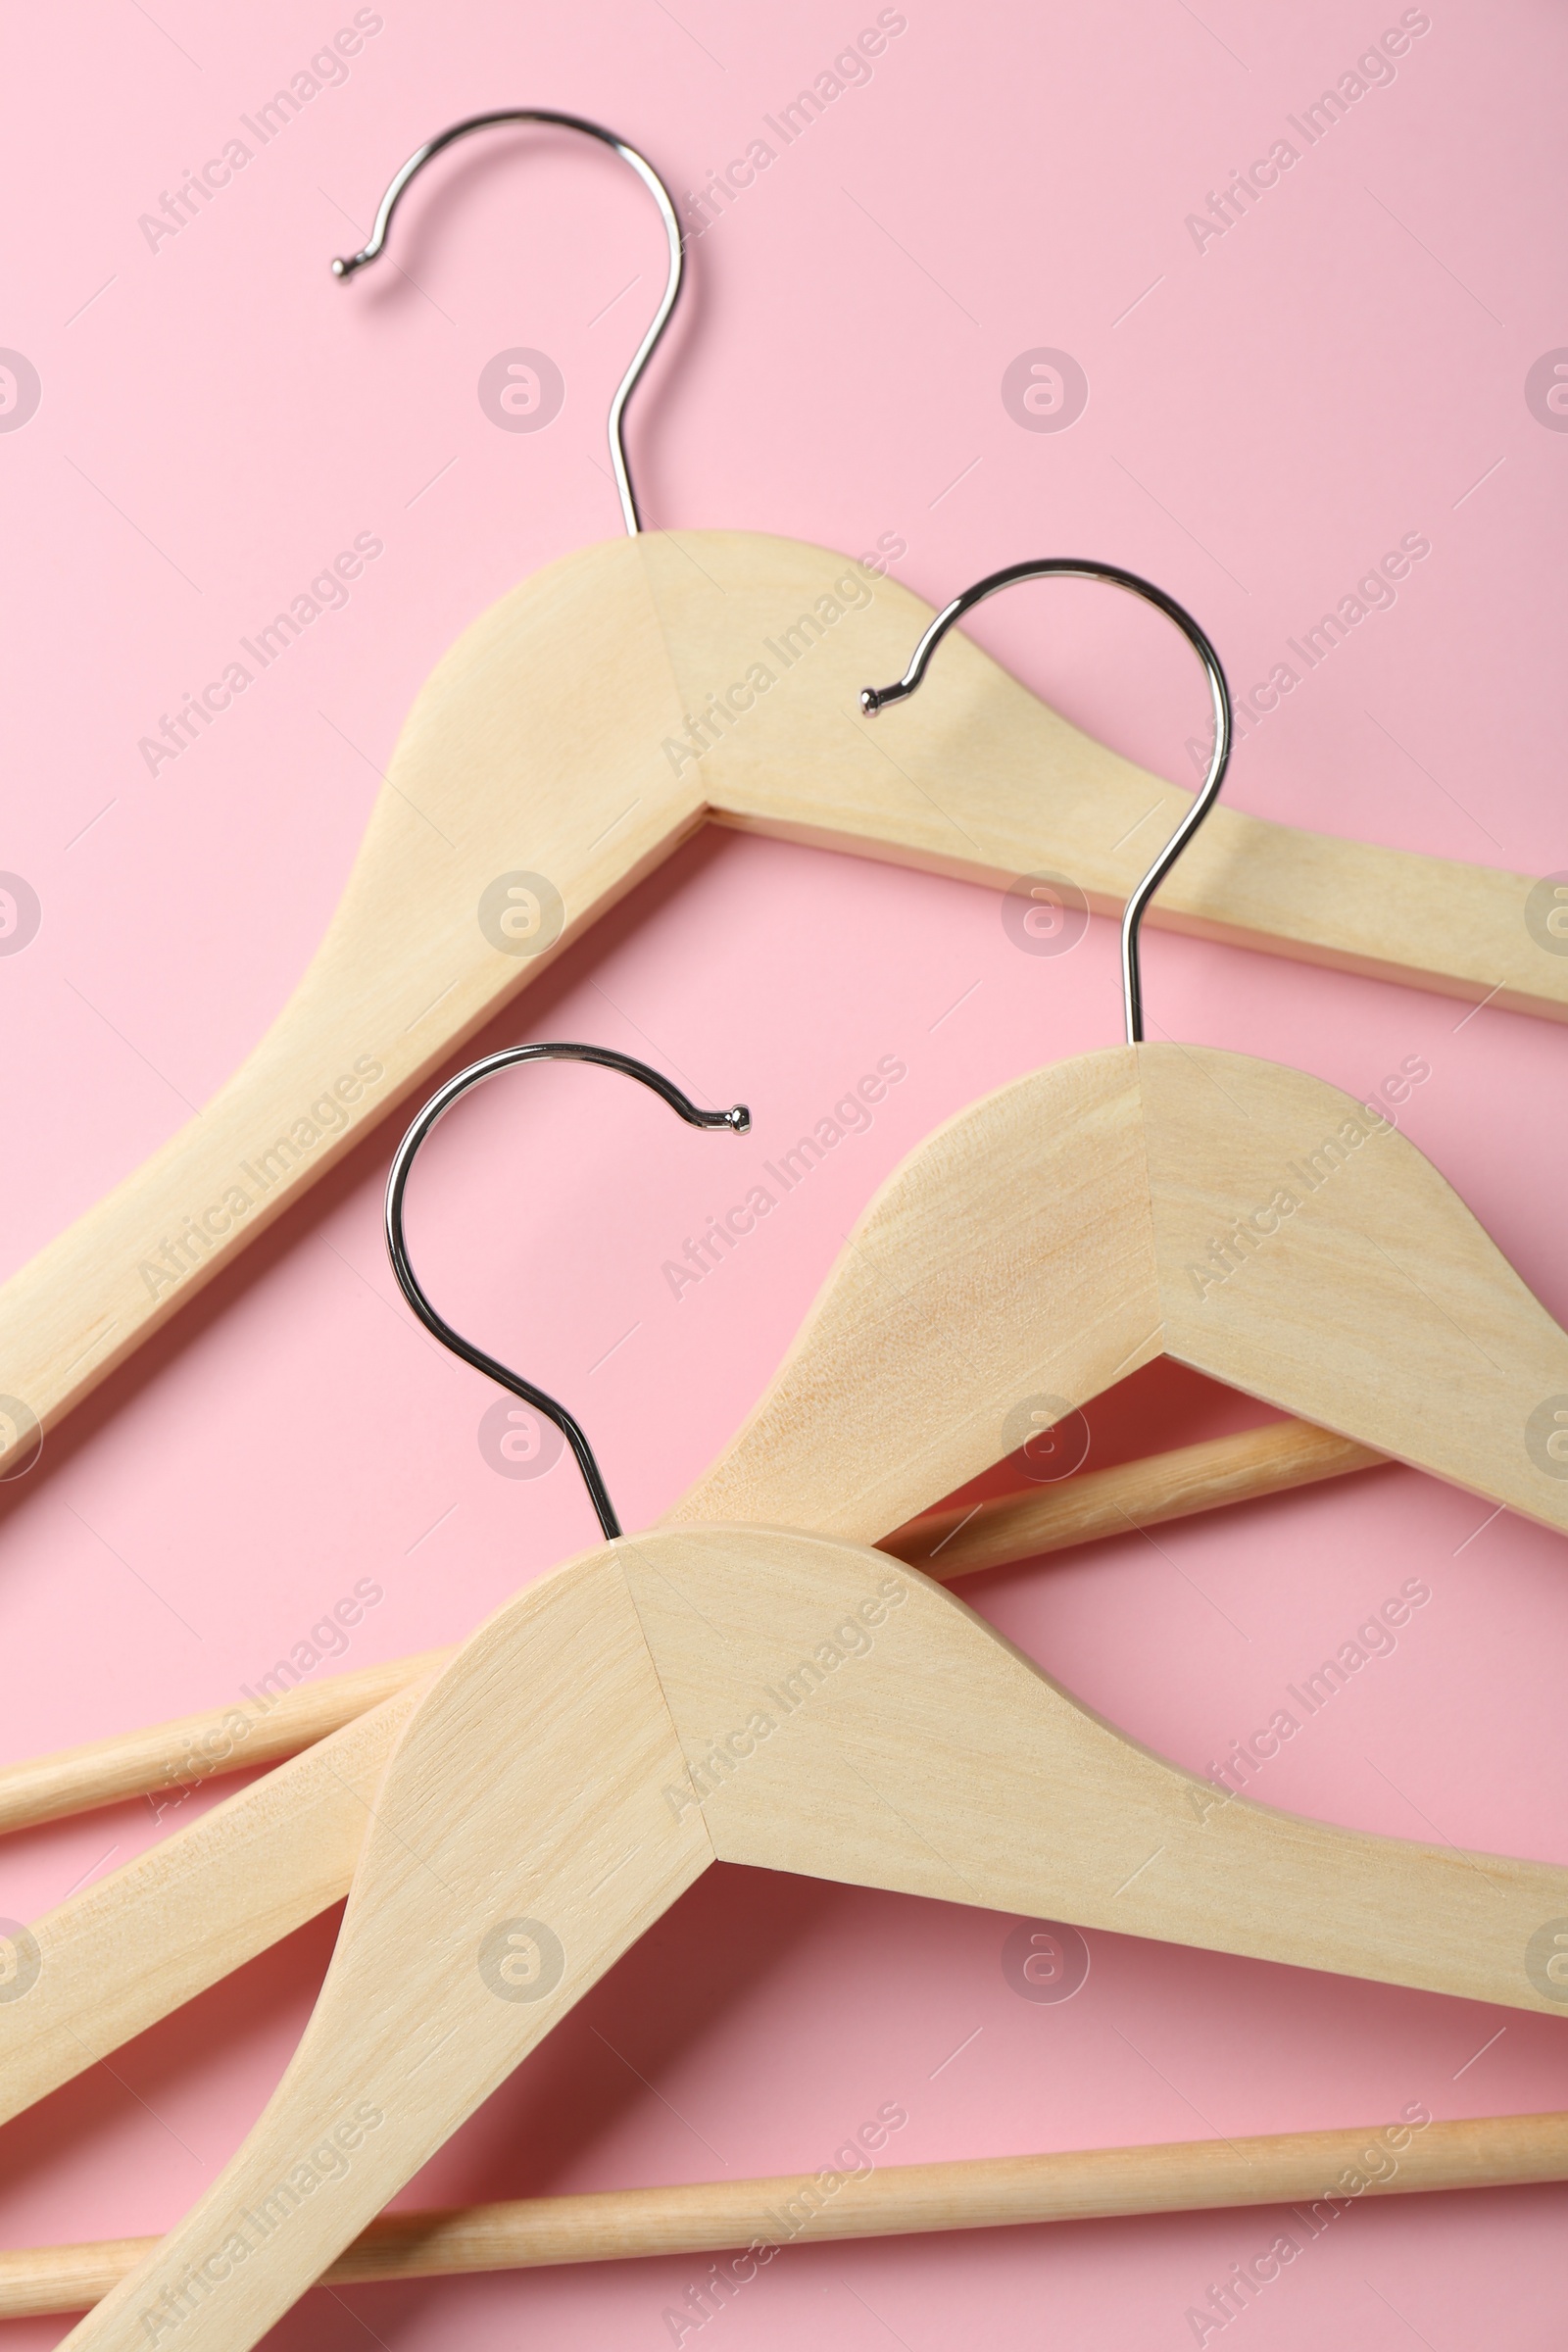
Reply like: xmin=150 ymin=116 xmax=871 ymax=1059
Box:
xmin=1184 ymin=10 xmax=1433 ymax=256
xmin=138 ymin=532 xmax=385 ymax=776
xmin=0 ymin=351 xmax=41 ymax=433
xmin=1189 ymin=1575 xmax=1433 ymax=1826
xmin=0 ymin=1397 xmax=43 ymax=1483
xmin=1183 ymin=2104 xmax=1433 ymax=2343
xmin=137 ymin=11 xmax=386 ymax=254
xmin=662 ymin=1054 xmax=907 ymax=1300
xmin=679 ymin=11 xmax=909 ymax=245
xmin=1182 ymin=1067 xmax=1430 ymax=1303
xmin=1525 ymin=350 xmax=1568 ymax=431
xmin=0 ymin=872 xmax=41 ymax=955
xmin=1185 ymin=531 xmax=1432 ymax=770
xmin=662 ymin=1571 xmax=909 ymax=1824
xmin=0 ymin=1922 xmax=42 ymax=2005
xmin=135 ymin=1054 xmax=385 ymax=1301
xmin=659 ymin=537 xmax=907 ymax=784
xmin=147 ymin=1576 xmax=386 ymax=1826
xmin=661 ymin=2099 xmax=910 ymax=2343
xmin=138 ymin=2101 xmax=385 ymax=2343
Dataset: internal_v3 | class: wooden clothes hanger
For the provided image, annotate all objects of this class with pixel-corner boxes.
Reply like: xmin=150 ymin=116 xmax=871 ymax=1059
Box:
xmin=2 ymin=110 xmax=1562 ymax=1483
xmin=0 ymin=1068 xmax=1373 ymax=2129
xmin=15 ymin=2106 xmax=1568 ymax=2323
xmin=0 ymin=1446 xmax=1394 ymax=2132
xmin=8 ymin=566 xmax=1568 ymax=2126
xmin=0 ymin=1416 xmax=1378 ymax=1837
xmin=0 ymin=1436 xmax=1383 ymax=2138
xmin=54 ymin=1519 xmax=1568 ymax=2352
xmin=24 ymin=1034 xmax=1568 ymax=2350
xmin=670 ymin=558 xmax=1568 ymax=1550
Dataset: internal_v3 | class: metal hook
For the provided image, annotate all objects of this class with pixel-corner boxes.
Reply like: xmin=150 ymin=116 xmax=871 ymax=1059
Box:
xmin=860 ymin=560 xmax=1232 ymax=1044
xmin=385 ymin=1043 xmax=748 ymax=1542
xmin=332 ymin=112 xmax=684 ymax=535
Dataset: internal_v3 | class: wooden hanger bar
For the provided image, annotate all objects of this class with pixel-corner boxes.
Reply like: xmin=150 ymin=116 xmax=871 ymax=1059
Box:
xmin=672 ymin=1046 xmax=1568 ymax=1544
xmin=8 ymin=2108 xmax=1566 ymax=2320
xmin=880 ymin=1418 xmax=1380 ymax=1576
xmin=0 ymin=1420 xmax=1376 ymax=1840
xmin=630 ymin=1528 xmax=1567 ymax=2007
xmin=1 ymin=533 xmax=1556 ymax=1480
xmin=55 ymin=1529 xmax=1568 ymax=2350
xmin=12 ymin=1037 xmax=1557 ymax=2166
xmin=0 ymin=1428 xmax=1380 ymax=2129
xmin=0 ymin=1650 xmax=449 ymax=1839
xmin=0 ymin=1681 xmax=434 ymax=2134
xmin=11 ymin=1024 xmax=1558 ymax=2144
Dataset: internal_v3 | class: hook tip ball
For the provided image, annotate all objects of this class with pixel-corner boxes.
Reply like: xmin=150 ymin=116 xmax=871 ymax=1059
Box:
xmin=859 ymin=687 xmax=882 ymax=716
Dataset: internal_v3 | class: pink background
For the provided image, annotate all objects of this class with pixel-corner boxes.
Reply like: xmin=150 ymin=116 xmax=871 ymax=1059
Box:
xmin=4 ymin=1 xmax=1568 ymax=2345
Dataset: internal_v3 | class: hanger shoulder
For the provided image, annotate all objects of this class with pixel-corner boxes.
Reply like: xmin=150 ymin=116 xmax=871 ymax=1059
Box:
xmin=64 ymin=1546 xmax=710 ymax=2352
xmin=0 ymin=1682 xmax=427 ymax=2132
xmin=0 ymin=1424 xmax=1372 ymax=1842
xmin=1141 ymin=1045 xmax=1568 ymax=1533
xmin=0 ymin=1423 xmax=1383 ymax=2141
xmin=53 ymin=1520 xmax=1568 ymax=2352
xmin=670 ymin=1049 xmax=1160 ymax=1541
xmin=626 ymin=1527 xmax=1568 ymax=2015
xmin=0 ymin=532 xmax=701 ymax=1475
xmin=5 ymin=533 xmax=1560 ymax=1482
xmin=648 ymin=530 xmax=1561 ymax=1023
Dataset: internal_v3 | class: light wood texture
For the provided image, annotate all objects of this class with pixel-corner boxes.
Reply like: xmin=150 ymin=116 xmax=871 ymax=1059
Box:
xmin=1140 ymin=1045 xmax=1567 ymax=1521
xmin=0 ymin=1650 xmax=445 ymax=1838
xmin=2 ymin=531 xmax=1557 ymax=1477
xmin=60 ymin=1528 xmax=1568 ymax=2351
xmin=626 ymin=1527 xmax=1568 ymax=2011
xmin=673 ymin=1045 xmax=1568 ymax=1542
xmin=14 ymin=1042 xmax=1563 ymax=2142
xmin=881 ymin=1420 xmax=1380 ymax=1575
xmin=677 ymin=1046 xmax=1162 ymax=1540
xmin=0 ymin=1422 xmax=1376 ymax=1842
xmin=12 ymin=2109 xmax=1567 ymax=2317
xmin=0 ymin=1685 xmax=428 ymax=2132
xmin=62 ymin=1546 xmax=710 ymax=2352
xmin=0 ymin=1423 xmax=1376 ymax=2128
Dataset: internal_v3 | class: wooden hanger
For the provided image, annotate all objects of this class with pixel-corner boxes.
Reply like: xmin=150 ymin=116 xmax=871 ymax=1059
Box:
xmin=10 ymin=535 xmax=1565 ymax=2150
xmin=2 ymin=116 xmax=1561 ymax=1482
xmin=54 ymin=1521 xmax=1568 ymax=2352
xmin=0 ymin=994 xmax=1406 ymax=2132
xmin=7 ymin=561 xmax=1563 ymax=2120
xmin=14 ymin=2106 xmax=1568 ymax=2322
xmin=16 ymin=1018 xmax=1562 ymax=2331
xmin=0 ymin=1047 xmax=1384 ymax=2137
xmin=671 ymin=1040 xmax=1568 ymax=1543
xmin=670 ymin=560 xmax=1568 ymax=1548
xmin=0 ymin=1422 xmax=1380 ymax=2132
xmin=0 ymin=1417 xmax=1377 ymax=1838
